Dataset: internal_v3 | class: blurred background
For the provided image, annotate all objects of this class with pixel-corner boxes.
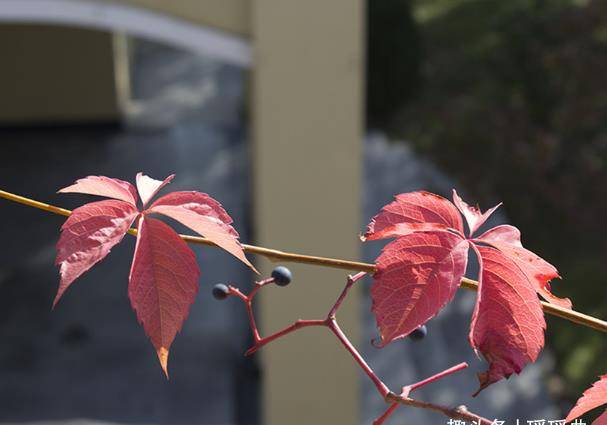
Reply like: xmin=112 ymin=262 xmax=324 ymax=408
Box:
xmin=0 ymin=0 xmax=605 ymax=424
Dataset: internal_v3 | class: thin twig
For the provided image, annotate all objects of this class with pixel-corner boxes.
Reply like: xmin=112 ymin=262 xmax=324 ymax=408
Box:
xmin=233 ymin=273 xmax=492 ymax=424
xmin=375 ymin=362 xmax=470 ymax=424
xmin=407 ymin=362 xmax=469 ymax=394
xmin=328 ymin=317 xmax=391 ymax=397
xmin=1 ymin=188 xmax=606 ymax=334
xmin=244 ymin=319 xmax=326 ymax=356
xmin=385 ymin=392 xmax=493 ymax=425
xmin=328 ymin=271 xmax=366 ymax=319
xmin=373 ymin=403 xmax=399 ymax=425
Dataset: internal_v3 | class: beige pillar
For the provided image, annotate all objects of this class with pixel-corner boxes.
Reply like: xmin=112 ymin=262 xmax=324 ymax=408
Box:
xmin=252 ymin=2 xmax=364 ymax=424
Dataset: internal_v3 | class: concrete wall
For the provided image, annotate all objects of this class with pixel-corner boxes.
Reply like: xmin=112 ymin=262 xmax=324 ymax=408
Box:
xmin=252 ymin=2 xmax=364 ymax=424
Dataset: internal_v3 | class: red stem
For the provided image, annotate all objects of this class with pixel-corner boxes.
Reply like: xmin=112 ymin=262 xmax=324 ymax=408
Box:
xmin=328 ymin=271 xmax=366 ymax=318
xmin=385 ymin=393 xmax=493 ymax=425
xmin=245 ymin=319 xmax=326 ymax=356
xmin=373 ymin=403 xmax=399 ymax=425
xmin=408 ymin=362 xmax=468 ymax=392
xmin=328 ymin=318 xmax=391 ymax=397
xmin=227 ymin=286 xmax=247 ymax=302
xmin=230 ymin=279 xmax=275 ymax=343
xmin=230 ymin=272 xmax=493 ymax=425
xmin=374 ymin=362 xmax=469 ymax=424
xmin=248 ymin=278 xmax=274 ymax=299
xmin=246 ymin=300 xmax=260 ymax=342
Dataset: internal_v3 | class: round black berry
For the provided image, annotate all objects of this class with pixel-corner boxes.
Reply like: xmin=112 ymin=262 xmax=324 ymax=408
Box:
xmin=212 ymin=284 xmax=230 ymax=300
xmin=271 ymin=266 xmax=292 ymax=287
xmin=409 ymin=325 xmax=427 ymax=341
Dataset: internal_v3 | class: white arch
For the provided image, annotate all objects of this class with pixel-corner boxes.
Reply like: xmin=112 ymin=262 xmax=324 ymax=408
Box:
xmin=0 ymin=0 xmax=252 ymax=67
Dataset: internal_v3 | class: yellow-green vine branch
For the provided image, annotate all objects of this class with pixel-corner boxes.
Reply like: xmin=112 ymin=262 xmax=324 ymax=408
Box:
xmin=1 ymin=188 xmax=605 ymax=334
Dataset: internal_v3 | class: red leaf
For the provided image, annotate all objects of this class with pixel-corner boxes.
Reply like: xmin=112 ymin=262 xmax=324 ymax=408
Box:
xmin=149 ymin=192 xmax=257 ymax=273
xmin=595 ymin=411 xmax=607 ymax=425
xmin=54 ymin=173 xmax=254 ymax=374
xmin=128 ymin=216 xmax=200 ymax=376
xmin=371 ymin=231 xmax=468 ymax=346
xmin=150 ymin=191 xmax=237 ymax=233
xmin=476 ymin=224 xmax=522 ymax=246
xmin=58 ymin=176 xmax=138 ymax=206
xmin=363 ymin=191 xmax=464 ymax=241
xmin=478 ymin=225 xmax=570 ymax=309
xmin=566 ymin=374 xmax=607 ymax=425
xmin=470 ymin=245 xmax=545 ymax=395
xmin=136 ymin=172 xmax=175 ymax=207
xmin=55 ymin=200 xmax=138 ymax=306
xmin=452 ymin=190 xmax=501 ymax=237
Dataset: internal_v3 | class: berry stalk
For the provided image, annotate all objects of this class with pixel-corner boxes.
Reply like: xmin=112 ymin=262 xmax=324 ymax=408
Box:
xmin=217 ymin=267 xmax=493 ymax=424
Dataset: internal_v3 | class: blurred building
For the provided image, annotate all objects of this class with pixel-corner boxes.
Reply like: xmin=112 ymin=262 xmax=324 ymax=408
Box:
xmin=0 ymin=1 xmax=585 ymax=424
xmin=0 ymin=1 xmax=363 ymax=425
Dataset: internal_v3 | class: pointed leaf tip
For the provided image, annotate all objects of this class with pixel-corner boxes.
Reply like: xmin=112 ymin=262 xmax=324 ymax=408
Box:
xmin=149 ymin=192 xmax=258 ymax=273
xmin=469 ymin=245 xmax=545 ymax=395
xmin=54 ymin=200 xmax=138 ymax=306
xmin=129 ymin=217 xmax=200 ymax=381
xmin=477 ymin=225 xmax=570 ymax=309
xmin=136 ymin=172 xmax=175 ymax=207
xmin=452 ymin=189 xmax=501 ymax=237
xmin=566 ymin=374 xmax=607 ymax=424
xmin=157 ymin=347 xmax=170 ymax=379
xmin=58 ymin=175 xmax=138 ymax=206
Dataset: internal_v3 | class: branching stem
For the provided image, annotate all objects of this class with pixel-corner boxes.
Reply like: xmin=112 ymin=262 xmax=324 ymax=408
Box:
xmin=328 ymin=271 xmax=365 ymax=318
xmin=374 ymin=362 xmax=470 ymax=424
xmin=228 ymin=272 xmax=492 ymax=424
xmin=385 ymin=393 xmax=493 ymax=425
xmin=245 ymin=319 xmax=326 ymax=356
xmin=328 ymin=317 xmax=390 ymax=397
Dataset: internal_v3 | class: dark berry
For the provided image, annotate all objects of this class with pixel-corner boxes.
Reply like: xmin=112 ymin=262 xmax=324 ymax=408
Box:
xmin=212 ymin=284 xmax=230 ymax=300
xmin=409 ymin=325 xmax=427 ymax=341
xmin=271 ymin=266 xmax=292 ymax=286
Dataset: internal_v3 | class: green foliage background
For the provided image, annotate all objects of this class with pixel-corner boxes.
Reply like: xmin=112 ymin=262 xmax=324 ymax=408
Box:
xmin=367 ymin=0 xmax=607 ymax=406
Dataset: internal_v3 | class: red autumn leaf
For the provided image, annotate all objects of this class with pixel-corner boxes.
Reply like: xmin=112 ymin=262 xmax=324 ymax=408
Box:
xmin=566 ymin=374 xmax=607 ymax=425
xmin=58 ymin=175 xmax=138 ymax=206
xmin=475 ymin=224 xmax=522 ymax=246
xmin=55 ymin=172 xmax=254 ymax=374
xmin=363 ymin=191 xmax=464 ymax=241
xmin=54 ymin=199 xmax=138 ymax=306
xmin=452 ymin=189 xmax=501 ymax=236
xmin=150 ymin=192 xmax=257 ymax=273
xmin=149 ymin=191 xmax=237 ymax=234
xmin=594 ymin=412 xmax=607 ymax=425
xmin=371 ymin=231 xmax=468 ymax=346
xmin=129 ymin=216 xmax=200 ymax=377
xmin=470 ymin=245 xmax=545 ymax=395
xmin=478 ymin=225 xmax=571 ymax=309
xmin=136 ymin=172 xmax=174 ymax=207
xmin=366 ymin=190 xmax=559 ymax=394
